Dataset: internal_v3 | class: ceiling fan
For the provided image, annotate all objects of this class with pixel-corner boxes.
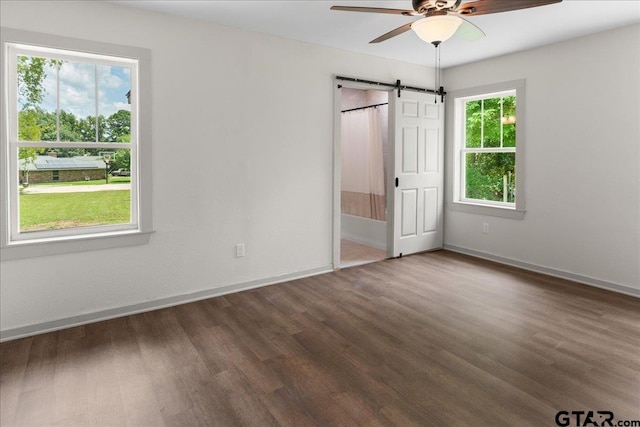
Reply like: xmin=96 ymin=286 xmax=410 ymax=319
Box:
xmin=331 ymin=0 xmax=562 ymax=46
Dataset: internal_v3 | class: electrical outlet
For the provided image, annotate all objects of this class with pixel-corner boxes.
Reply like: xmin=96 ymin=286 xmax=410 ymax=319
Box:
xmin=236 ymin=243 xmax=245 ymax=257
xmin=482 ymin=223 xmax=489 ymax=234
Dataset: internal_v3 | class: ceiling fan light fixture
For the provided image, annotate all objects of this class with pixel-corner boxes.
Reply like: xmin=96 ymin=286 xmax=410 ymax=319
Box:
xmin=411 ymin=15 xmax=462 ymax=44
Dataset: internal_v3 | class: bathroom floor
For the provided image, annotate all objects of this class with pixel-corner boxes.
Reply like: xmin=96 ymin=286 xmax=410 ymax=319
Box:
xmin=340 ymin=239 xmax=387 ymax=269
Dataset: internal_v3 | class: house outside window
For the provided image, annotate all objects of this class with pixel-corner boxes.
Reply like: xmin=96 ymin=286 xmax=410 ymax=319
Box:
xmin=450 ymin=79 xmax=526 ymax=219
xmin=1 ymin=28 xmax=153 ymax=260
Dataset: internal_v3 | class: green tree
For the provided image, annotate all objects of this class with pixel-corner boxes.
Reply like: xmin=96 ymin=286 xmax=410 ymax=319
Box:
xmin=113 ymin=149 xmax=131 ymax=171
xmin=35 ymin=109 xmax=57 ymax=141
xmin=465 ymin=96 xmax=515 ymax=147
xmin=76 ymin=116 xmax=96 ymax=142
xmin=17 ymin=56 xmax=63 ymax=109
xmin=18 ymin=147 xmax=39 ymax=185
xmin=17 ymin=110 xmax=43 ymax=184
xmin=105 ymin=110 xmax=131 ymax=142
xmin=465 ymin=153 xmax=515 ymax=202
xmin=17 ymin=56 xmax=61 ymax=143
xmin=59 ymin=110 xmax=83 ymax=141
xmin=18 ymin=109 xmax=41 ymax=141
xmin=17 ymin=56 xmax=48 ymax=109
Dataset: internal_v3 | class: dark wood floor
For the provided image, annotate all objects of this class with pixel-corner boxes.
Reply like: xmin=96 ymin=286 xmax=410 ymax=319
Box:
xmin=1 ymin=250 xmax=639 ymax=427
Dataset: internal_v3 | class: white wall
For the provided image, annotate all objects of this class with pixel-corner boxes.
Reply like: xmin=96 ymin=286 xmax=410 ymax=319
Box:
xmin=443 ymin=24 xmax=640 ymax=295
xmin=0 ymin=1 xmax=435 ymax=338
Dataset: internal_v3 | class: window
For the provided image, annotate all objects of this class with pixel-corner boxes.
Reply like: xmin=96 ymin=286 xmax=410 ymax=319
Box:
xmin=451 ymin=79 xmax=526 ymax=219
xmin=1 ymin=28 xmax=152 ymax=260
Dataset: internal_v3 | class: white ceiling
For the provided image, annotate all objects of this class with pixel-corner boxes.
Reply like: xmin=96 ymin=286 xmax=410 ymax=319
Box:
xmin=112 ymin=0 xmax=640 ymax=68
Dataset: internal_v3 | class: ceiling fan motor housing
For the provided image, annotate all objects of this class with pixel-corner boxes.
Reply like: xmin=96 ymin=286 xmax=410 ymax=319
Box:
xmin=413 ymin=0 xmax=461 ymax=14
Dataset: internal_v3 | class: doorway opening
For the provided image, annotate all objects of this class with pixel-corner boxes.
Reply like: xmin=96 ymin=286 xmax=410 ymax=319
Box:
xmin=339 ymin=87 xmax=389 ymax=268
xmin=333 ymin=76 xmax=445 ymax=269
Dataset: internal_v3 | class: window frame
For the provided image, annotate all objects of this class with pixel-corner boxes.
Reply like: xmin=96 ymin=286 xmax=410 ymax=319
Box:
xmin=450 ymin=79 xmax=526 ymax=219
xmin=1 ymin=28 xmax=153 ymax=260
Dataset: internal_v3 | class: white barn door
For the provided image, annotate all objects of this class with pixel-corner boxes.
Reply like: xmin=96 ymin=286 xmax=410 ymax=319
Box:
xmin=389 ymin=90 xmax=444 ymax=257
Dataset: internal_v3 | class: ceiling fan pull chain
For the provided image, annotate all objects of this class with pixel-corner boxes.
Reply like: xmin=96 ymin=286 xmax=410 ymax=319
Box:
xmin=433 ymin=43 xmax=440 ymax=104
xmin=433 ymin=42 xmax=441 ymax=104
xmin=435 ymin=45 xmax=442 ymax=103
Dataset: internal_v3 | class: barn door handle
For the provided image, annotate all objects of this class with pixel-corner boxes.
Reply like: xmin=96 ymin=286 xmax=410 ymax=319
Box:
xmin=395 ymin=177 xmax=399 ymax=188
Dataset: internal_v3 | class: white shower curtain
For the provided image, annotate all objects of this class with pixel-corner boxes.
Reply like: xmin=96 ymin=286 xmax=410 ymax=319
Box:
xmin=341 ymin=107 xmax=386 ymax=221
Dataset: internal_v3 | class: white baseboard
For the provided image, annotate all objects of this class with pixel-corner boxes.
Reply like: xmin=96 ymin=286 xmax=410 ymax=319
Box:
xmin=0 ymin=265 xmax=333 ymax=342
xmin=444 ymin=244 xmax=640 ymax=298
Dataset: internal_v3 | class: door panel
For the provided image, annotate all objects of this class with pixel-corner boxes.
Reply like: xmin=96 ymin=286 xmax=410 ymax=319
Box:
xmin=425 ymin=128 xmax=439 ymax=173
xmin=425 ymin=103 xmax=439 ymax=120
xmin=423 ymin=187 xmax=438 ymax=233
xmin=402 ymin=127 xmax=419 ymax=173
xmin=390 ymin=91 xmax=444 ymax=257
xmin=401 ymin=189 xmax=418 ymax=237
xmin=402 ymin=100 xmax=419 ymax=117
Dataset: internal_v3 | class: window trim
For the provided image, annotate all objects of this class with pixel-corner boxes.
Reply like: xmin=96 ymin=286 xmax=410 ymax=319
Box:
xmin=1 ymin=28 xmax=153 ymax=260
xmin=449 ymin=79 xmax=526 ymax=219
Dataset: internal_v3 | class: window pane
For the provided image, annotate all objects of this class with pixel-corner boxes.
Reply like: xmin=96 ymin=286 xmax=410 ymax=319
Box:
xmin=18 ymin=147 xmax=131 ymax=232
xmin=59 ymin=61 xmax=96 ymax=142
xmin=17 ymin=55 xmax=57 ymax=141
xmin=98 ymin=65 xmax=132 ymax=142
xmin=465 ymin=152 xmax=515 ymax=203
xmin=465 ymin=100 xmax=482 ymax=148
xmin=502 ymin=95 xmax=516 ymax=147
xmin=482 ymin=97 xmax=501 ymax=148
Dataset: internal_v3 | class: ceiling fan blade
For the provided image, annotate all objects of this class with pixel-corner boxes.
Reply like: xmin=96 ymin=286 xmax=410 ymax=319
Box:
xmin=457 ymin=0 xmax=562 ymax=16
xmin=330 ymin=6 xmax=419 ymax=16
xmin=370 ymin=22 xmax=414 ymax=44
xmin=454 ymin=16 xmax=485 ymax=41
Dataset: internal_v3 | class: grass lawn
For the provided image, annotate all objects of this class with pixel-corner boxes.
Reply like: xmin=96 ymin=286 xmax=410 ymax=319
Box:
xmin=20 ymin=190 xmax=130 ymax=231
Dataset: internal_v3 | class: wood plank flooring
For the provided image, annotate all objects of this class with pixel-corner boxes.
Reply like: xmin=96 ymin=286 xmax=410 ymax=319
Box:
xmin=1 ymin=250 xmax=639 ymax=426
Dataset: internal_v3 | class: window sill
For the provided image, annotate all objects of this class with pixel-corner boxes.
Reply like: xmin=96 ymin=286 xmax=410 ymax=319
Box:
xmin=1 ymin=230 xmax=154 ymax=261
xmin=448 ymin=201 xmax=526 ymax=220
